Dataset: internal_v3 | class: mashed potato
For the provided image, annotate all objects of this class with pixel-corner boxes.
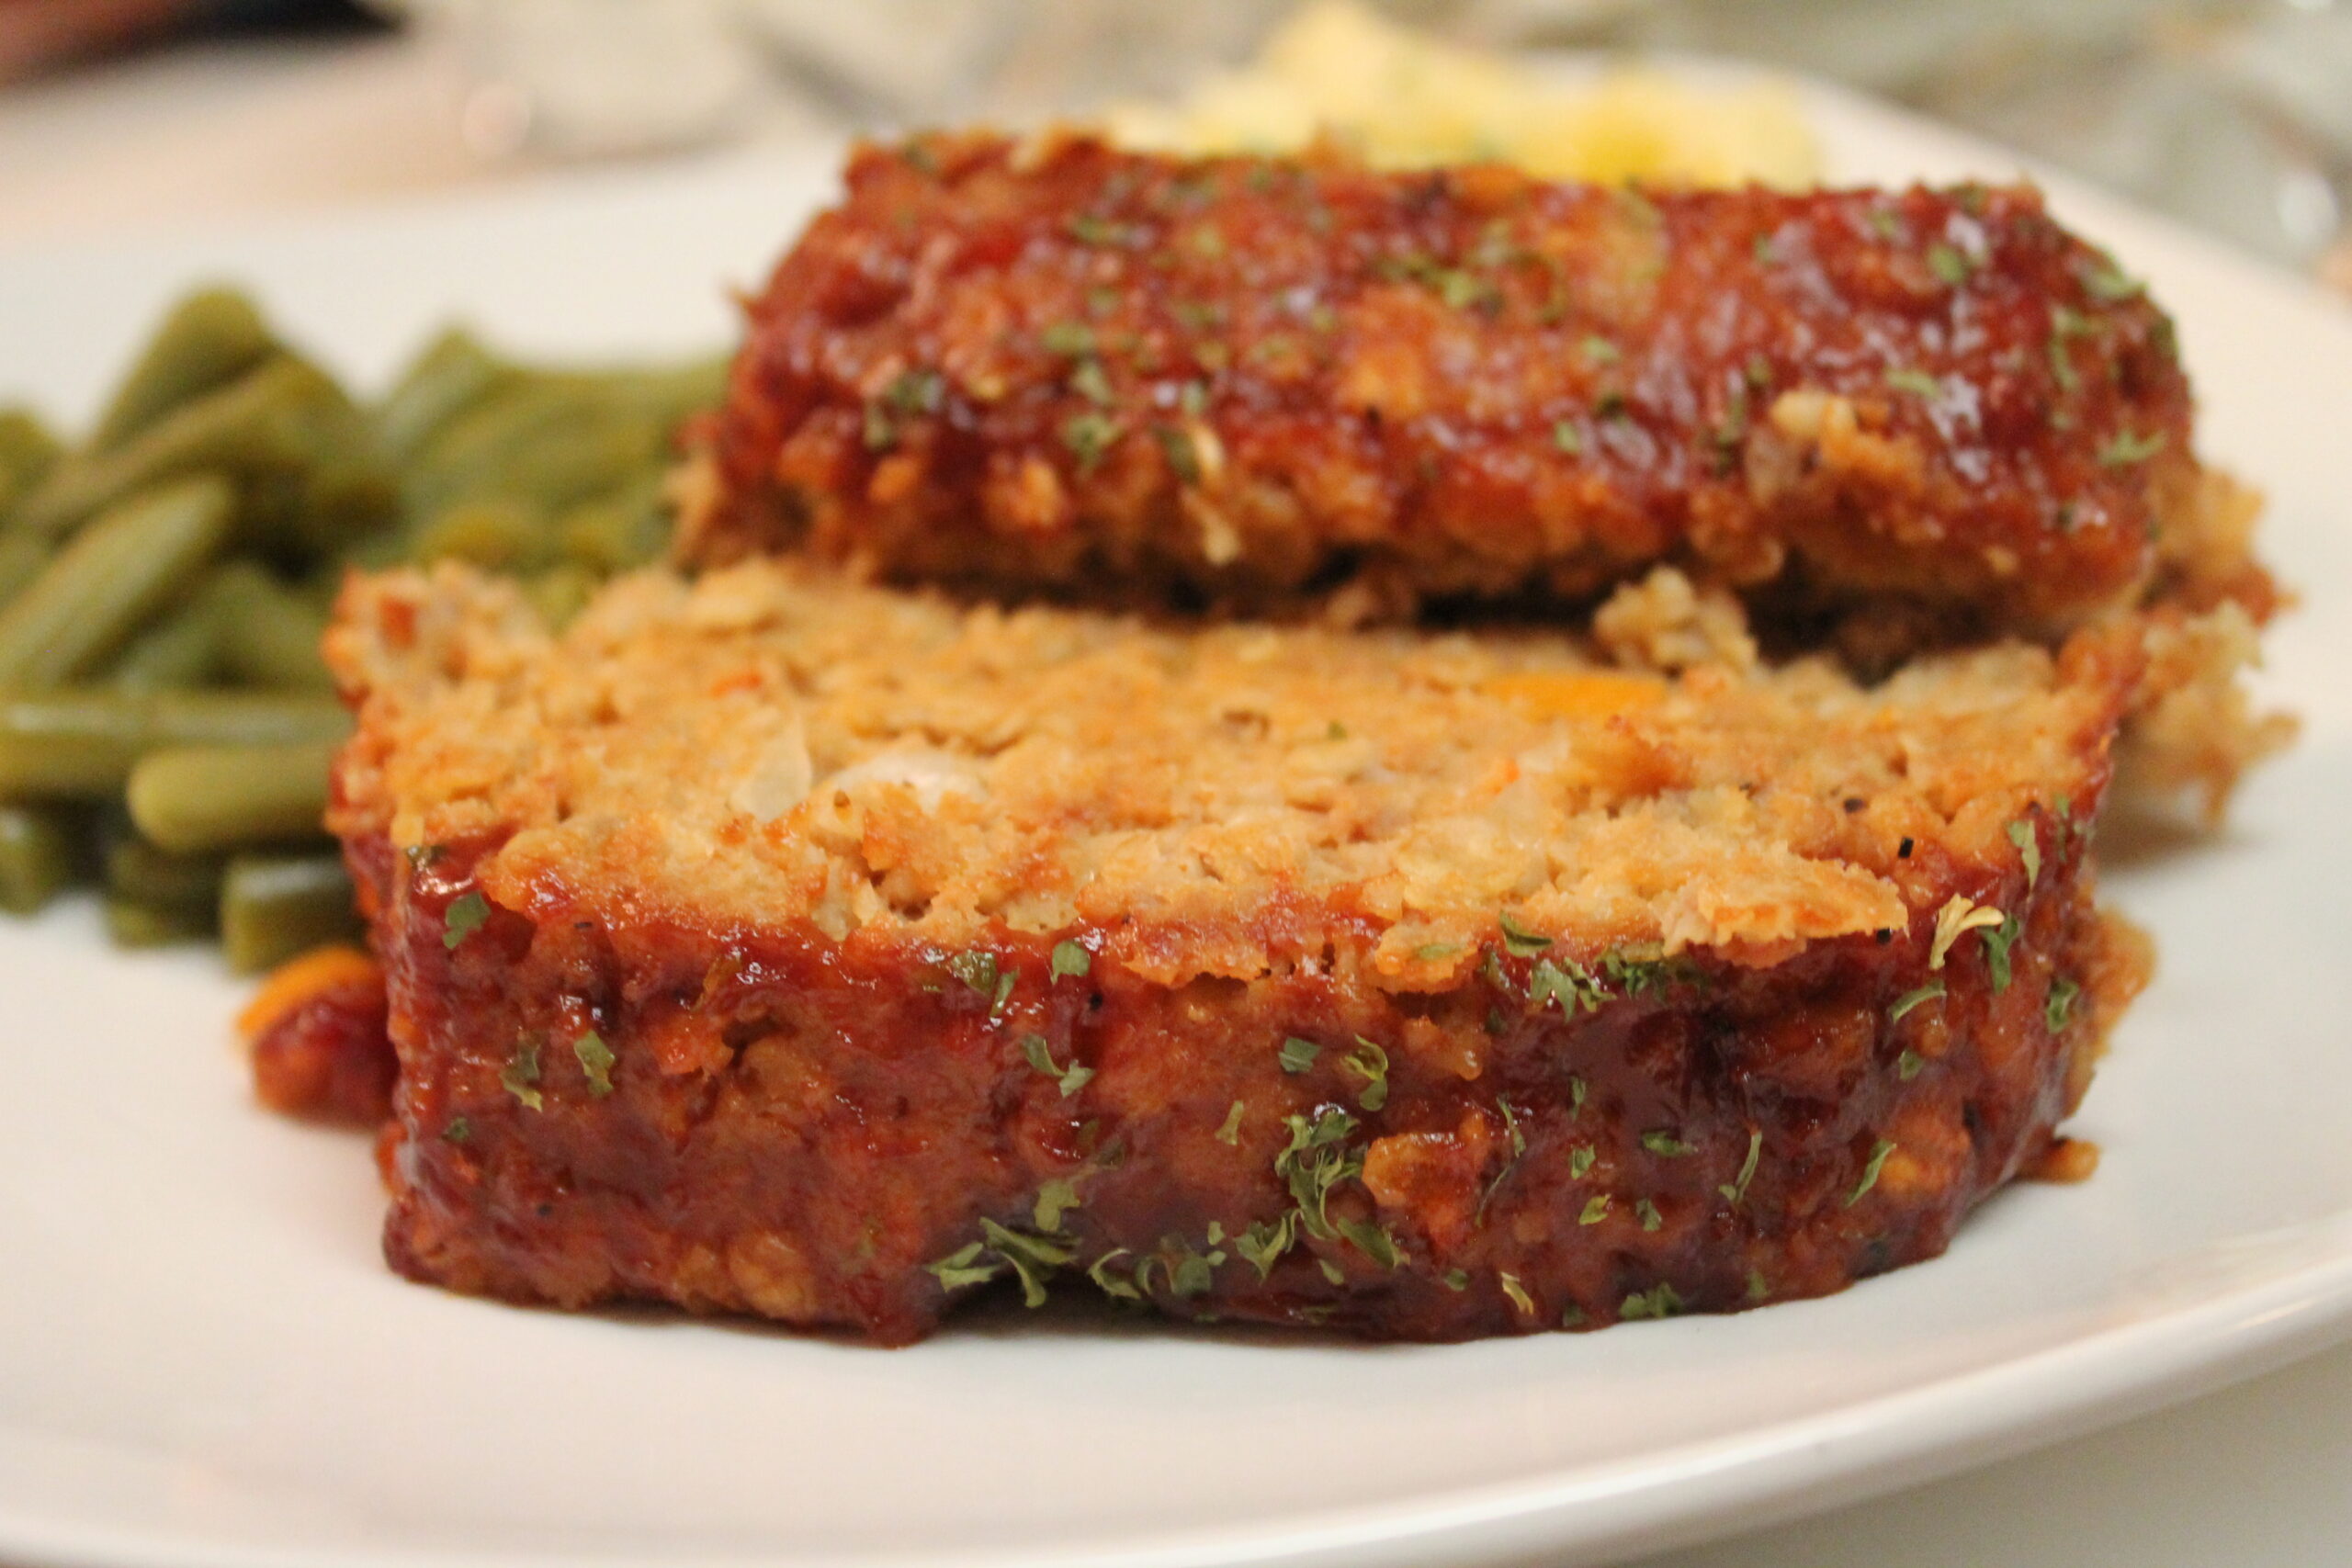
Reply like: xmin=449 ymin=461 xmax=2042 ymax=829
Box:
xmin=1104 ymin=1 xmax=1819 ymax=188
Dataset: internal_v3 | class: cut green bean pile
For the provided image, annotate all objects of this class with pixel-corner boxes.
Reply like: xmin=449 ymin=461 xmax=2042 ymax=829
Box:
xmin=0 ymin=286 xmax=722 ymax=970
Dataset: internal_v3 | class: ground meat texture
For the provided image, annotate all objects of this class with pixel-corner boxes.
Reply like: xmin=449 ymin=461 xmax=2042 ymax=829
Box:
xmin=684 ymin=131 xmax=2197 ymax=630
xmin=326 ymin=561 xmax=2158 ymax=1344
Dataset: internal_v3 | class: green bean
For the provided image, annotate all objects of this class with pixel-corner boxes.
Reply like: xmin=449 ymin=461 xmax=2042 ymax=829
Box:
xmin=0 ymin=690 xmax=346 ymax=798
xmin=207 ymin=561 xmax=332 ymax=691
xmin=0 ymin=475 xmax=233 ymax=689
xmin=90 ymin=288 xmax=276 ymax=454
xmin=125 ymin=739 xmax=337 ymax=852
xmin=403 ymin=359 xmax=721 ymax=510
xmin=374 ymin=327 xmax=520 ymax=463
xmin=0 ymin=803 xmax=77 ymax=913
xmin=104 ymin=584 xmax=223 ymax=692
xmin=11 ymin=356 xmax=390 ymax=551
xmin=220 ymin=850 xmax=358 ymax=973
xmin=0 ymin=409 xmax=62 ymax=519
xmin=104 ymin=895 xmax=213 ymax=948
xmin=103 ymin=833 xmax=223 ymax=910
xmin=0 ymin=534 xmax=48 ymax=607
xmin=558 ymin=473 xmax=669 ymax=573
xmin=411 ymin=411 xmax=669 ymax=522
xmin=409 ymin=497 xmax=546 ymax=570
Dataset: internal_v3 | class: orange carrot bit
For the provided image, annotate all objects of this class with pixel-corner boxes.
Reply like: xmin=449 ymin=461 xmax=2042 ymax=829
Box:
xmin=237 ymin=943 xmax=381 ymax=1040
xmin=1481 ymin=670 xmax=1668 ymax=721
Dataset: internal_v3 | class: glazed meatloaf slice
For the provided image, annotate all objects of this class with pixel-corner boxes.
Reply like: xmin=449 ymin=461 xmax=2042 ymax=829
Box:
xmin=328 ymin=559 xmax=2153 ymax=1344
xmin=681 ymin=131 xmax=2269 ymax=635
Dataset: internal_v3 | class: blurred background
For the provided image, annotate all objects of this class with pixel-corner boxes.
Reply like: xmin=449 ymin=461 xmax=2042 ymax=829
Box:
xmin=2 ymin=0 xmax=2347 ymax=289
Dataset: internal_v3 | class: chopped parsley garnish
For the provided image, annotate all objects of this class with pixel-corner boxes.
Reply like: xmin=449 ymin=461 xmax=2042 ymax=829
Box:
xmin=1602 ymin=949 xmax=1701 ymax=998
xmin=2046 ymin=976 xmax=2082 ymax=1032
xmin=1927 ymin=243 xmax=1972 ymax=286
xmin=989 ymin=969 xmax=1016 ymax=1021
xmin=1215 ymin=1100 xmax=1247 ymax=1145
xmin=1560 ymin=1304 xmax=1588 ymax=1328
xmin=2083 ymin=259 xmax=2143 ymax=301
xmin=1018 ymin=1033 xmax=1093 ymax=1098
xmin=884 ymin=367 xmax=943 ymax=415
xmin=1476 ymin=1095 xmax=1528 ymax=1224
xmin=1066 ymin=214 xmax=1137 ymax=247
xmin=1497 ymin=910 xmax=1551 ymax=956
xmin=2098 ymin=428 xmax=2167 ymax=467
xmin=1868 ymin=208 xmax=1903 ymax=241
xmin=925 ymin=1241 xmax=1004 ymax=1292
xmin=1499 ymin=1272 xmax=1536 ymax=1316
xmin=1752 ymin=233 xmax=1781 ymax=264
xmin=500 ymin=1038 xmax=542 ymax=1111
xmin=1087 ymin=1248 xmax=1141 ymax=1301
xmin=1889 ymin=980 xmax=1946 ymax=1022
xmin=1152 ymin=424 xmax=1201 ymax=483
xmin=1341 ymin=1036 xmax=1390 ymax=1111
xmin=1633 ymin=1199 xmax=1662 ymax=1233
xmin=1040 ymin=321 xmax=1096 ymax=357
xmin=1278 ymin=1036 xmax=1321 ymax=1074
xmin=1580 ymin=334 xmax=1621 ymax=365
xmin=1337 ymin=1217 xmax=1400 ymax=1269
xmin=1569 ymin=1076 xmax=1588 ymax=1115
xmin=1568 ymin=1143 xmax=1596 ymax=1179
xmin=1317 ymin=1258 xmax=1347 ymax=1286
xmin=1846 ymin=1138 xmax=1898 ymax=1207
xmin=944 ymin=948 xmax=1000 ymax=996
xmin=404 ymin=842 xmax=442 ymax=871
xmin=1928 ymin=896 xmax=2005 ymax=970
xmin=1552 ymin=420 xmax=1584 ymax=455
xmin=1718 ymin=1128 xmax=1761 ymax=1205
xmin=1049 ymin=940 xmax=1091 ymax=980
xmin=1416 ymin=942 xmax=1463 ymax=961
xmin=1069 ymin=359 xmax=1114 ymax=406
xmin=2008 ymin=819 xmax=2042 ymax=886
xmin=1746 ymin=1268 xmax=1770 ymax=1303
xmin=1033 ymin=1177 xmax=1082 ymax=1233
xmin=1897 ymin=1048 xmax=1926 ymax=1081
xmin=1061 ymin=412 xmax=1123 ymax=472
xmin=1641 ymin=1130 xmax=1695 ymax=1158
xmin=979 ymin=1218 xmax=1077 ymax=1307
xmin=1274 ymin=1108 xmax=1361 ymax=1240
xmin=1442 ymin=1268 xmax=1470 ymax=1292
xmin=1884 ymin=367 xmax=1943 ymax=400
xmin=1621 ymin=1282 xmax=1686 ymax=1320
xmin=1438 ymin=269 xmax=1497 ymax=312
xmin=1235 ymin=1214 xmax=1295 ymax=1279
xmin=1982 ymin=915 xmax=2021 ymax=993
xmin=1531 ymin=955 xmax=1607 ymax=1016
xmin=442 ymin=890 xmax=489 ymax=951
xmin=1188 ymin=225 xmax=1227 ymax=258
xmin=1164 ymin=1235 xmax=1226 ymax=1297
xmin=572 ymin=1031 xmax=615 ymax=1098
xmin=1578 ymin=1194 xmax=1611 ymax=1225
xmin=442 ymin=1116 xmax=470 ymax=1144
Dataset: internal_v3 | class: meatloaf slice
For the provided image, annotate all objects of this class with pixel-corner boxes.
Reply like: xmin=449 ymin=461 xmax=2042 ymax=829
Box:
xmin=681 ymin=131 xmax=2247 ymax=634
xmin=327 ymin=560 xmax=2151 ymax=1343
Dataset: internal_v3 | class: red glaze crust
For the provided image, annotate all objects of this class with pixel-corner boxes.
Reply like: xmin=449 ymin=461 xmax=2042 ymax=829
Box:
xmin=690 ymin=131 xmax=2195 ymax=628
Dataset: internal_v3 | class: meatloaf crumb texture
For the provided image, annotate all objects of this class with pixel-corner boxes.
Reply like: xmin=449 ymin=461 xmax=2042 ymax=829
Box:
xmin=329 ymin=560 xmax=2152 ymax=1342
xmin=685 ymin=131 xmax=2204 ymax=630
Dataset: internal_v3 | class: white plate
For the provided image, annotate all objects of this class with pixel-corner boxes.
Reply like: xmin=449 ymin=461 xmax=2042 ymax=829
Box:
xmin=2 ymin=72 xmax=2349 ymax=1568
